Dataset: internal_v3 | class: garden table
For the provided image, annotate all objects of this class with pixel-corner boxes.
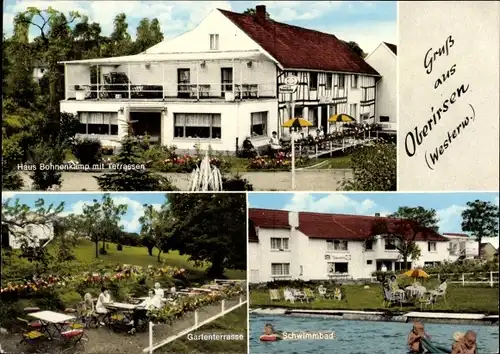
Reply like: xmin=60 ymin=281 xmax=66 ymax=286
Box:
xmin=28 ymin=311 xmax=76 ymax=340
xmin=104 ymin=302 xmax=138 ymax=323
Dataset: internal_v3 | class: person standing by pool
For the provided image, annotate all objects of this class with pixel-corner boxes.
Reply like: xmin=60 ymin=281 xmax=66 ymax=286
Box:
xmin=451 ymin=330 xmax=477 ymax=354
xmin=407 ymin=322 xmax=428 ymax=353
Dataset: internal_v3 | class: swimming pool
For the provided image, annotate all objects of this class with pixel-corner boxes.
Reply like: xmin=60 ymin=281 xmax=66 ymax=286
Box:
xmin=249 ymin=314 xmax=499 ymax=354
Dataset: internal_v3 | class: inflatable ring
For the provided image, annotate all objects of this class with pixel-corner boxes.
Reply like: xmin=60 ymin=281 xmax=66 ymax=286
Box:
xmin=259 ymin=334 xmax=281 ymax=341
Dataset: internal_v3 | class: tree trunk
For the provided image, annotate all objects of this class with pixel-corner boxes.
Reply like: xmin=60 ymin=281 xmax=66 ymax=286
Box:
xmin=94 ymin=237 xmax=99 ymax=258
xmin=147 ymin=245 xmax=153 ymax=256
xmin=403 ymin=254 xmax=409 ymax=270
xmin=157 ymin=248 xmax=162 ymax=263
xmin=207 ymin=255 xmax=225 ymax=278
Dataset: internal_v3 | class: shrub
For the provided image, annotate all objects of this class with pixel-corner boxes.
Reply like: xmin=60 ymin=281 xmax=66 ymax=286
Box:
xmin=340 ymin=139 xmax=396 ymax=191
xmin=222 ymin=174 xmax=253 ymax=191
xmin=58 ymin=290 xmax=82 ymax=308
xmin=99 ymin=247 xmax=108 ymax=255
xmin=117 ymin=244 xmax=123 ymax=251
xmin=72 ymin=138 xmax=102 ymax=165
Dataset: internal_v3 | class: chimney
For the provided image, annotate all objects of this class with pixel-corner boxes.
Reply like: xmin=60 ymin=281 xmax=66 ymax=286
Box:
xmin=375 ymin=213 xmax=380 ymax=217
xmin=255 ymin=5 xmax=266 ymax=20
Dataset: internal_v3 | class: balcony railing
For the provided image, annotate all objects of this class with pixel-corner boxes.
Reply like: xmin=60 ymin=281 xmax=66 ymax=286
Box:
xmin=67 ymin=82 xmax=276 ymax=101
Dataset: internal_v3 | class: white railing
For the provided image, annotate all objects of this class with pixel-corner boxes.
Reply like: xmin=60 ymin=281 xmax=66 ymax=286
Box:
xmin=378 ymin=122 xmax=397 ymax=131
xmin=430 ymin=271 xmax=499 ymax=287
xmin=143 ymin=295 xmax=247 ymax=353
xmin=66 ymin=83 xmax=276 ymax=101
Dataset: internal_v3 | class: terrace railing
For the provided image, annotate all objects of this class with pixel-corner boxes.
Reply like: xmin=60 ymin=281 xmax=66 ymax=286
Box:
xmin=430 ymin=271 xmax=499 ymax=287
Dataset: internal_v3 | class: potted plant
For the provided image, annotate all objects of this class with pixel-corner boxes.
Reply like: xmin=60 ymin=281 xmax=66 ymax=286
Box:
xmin=74 ymin=85 xmax=86 ymax=100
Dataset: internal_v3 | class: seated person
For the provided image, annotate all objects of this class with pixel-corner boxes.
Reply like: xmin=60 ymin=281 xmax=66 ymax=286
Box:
xmin=127 ymin=291 xmax=162 ymax=334
xmin=269 ymin=131 xmax=281 ymax=154
xmin=154 ymin=282 xmax=164 ymax=299
xmin=333 ymin=288 xmax=342 ymax=300
xmin=96 ymin=287 xmax=112 ymax=325
xmin=451 ymin=330 xmax=477 ymax=354
xmin=389 ymin=275 xmax=405 ymax=295
xmin=242 ymin=137 xmax=257 ymax=158
xmin=407 ymin=322 xmax=429 ymax=353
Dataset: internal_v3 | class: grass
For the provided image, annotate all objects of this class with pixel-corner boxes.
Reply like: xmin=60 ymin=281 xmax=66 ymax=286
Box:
xmin=250 ymin=284 xmax=499 ymax=314
xmin=157 ymin=306 xmax=247 ymax=354
xmin=72 ymin=240 xmax=246 ymax=280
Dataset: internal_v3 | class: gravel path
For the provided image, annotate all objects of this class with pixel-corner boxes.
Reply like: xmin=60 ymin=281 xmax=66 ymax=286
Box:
xmin=0 ymin=298 xmax=245 ymax=354
xmin=17 ymin=170 xmax=352 ymax=192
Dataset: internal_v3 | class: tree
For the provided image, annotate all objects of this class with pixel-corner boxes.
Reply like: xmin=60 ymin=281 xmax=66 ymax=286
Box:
xmin=1 ymin=197 xmax=64 ymax=253
xmin=95 ymin=136 xmax=176 ymax=191
xmin=461 ymin=200 xmax=499 ymax=258
xmin=243 ymin=8 xmax=272 ymax=19
xmin=369 ymin=206 xmax=440 ymax=270
xmin=139 ymin=203 xmax=176 ymax=262
xmin=135 ymin=18 xmax=164 ymax=53
xmin=98 ymin=194 xmax=128 ymax=251
xmin=167 ymin=193 xmax=246 ymax=277
xmin=342 ymin=40 xmax=366 ymax=58
xmin=340 ymin=140 xmax=396 ymax=191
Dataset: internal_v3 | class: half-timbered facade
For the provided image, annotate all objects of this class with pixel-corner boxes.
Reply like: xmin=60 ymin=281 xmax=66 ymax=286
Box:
xmin=59 ymin=5 xmax=381 ymax=152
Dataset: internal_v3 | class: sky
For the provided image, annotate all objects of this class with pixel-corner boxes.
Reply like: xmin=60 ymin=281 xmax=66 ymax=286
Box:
xmin=2 ymin=0 xmax=397 ymax=55
xmin=248 ymin=192 xmax=500 ymax=248
xmin=2 ymin=192 xmax=167 ymax=234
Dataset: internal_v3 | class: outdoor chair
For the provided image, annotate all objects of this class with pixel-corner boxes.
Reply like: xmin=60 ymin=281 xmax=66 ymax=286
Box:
xmin=283 ymin=288 xmax=296 ymax=303
xmin=291 ymin=289 xmax=307 ymax=302
xmin=304 ymin=288 xmax=315 ymax=302
xmin=317 ymin=286 xmax=327 ymax=298
xmin=417 ymin=293 xmax=434 ymax=310
xmin=16 ymin=317 xmax=45 ymax=346
xmin=269 ymin=289 xmax=281 ymax=301
xmin=430 ymin=282 xmax=447 ymax=303
xmin=382 ymin=287 xmax=404 ymax=309
xmin=62 ymin=308 xmax=85 ymax=330
xmin=333 ymin=288 xmax=342 ymax=301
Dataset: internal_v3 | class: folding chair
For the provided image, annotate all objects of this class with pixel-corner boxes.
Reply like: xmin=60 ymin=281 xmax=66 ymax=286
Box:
xmin=17 ymin=317 xmax=45 ymax=346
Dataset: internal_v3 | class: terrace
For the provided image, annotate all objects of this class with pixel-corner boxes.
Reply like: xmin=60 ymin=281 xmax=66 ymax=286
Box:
xmin=60 ymin=50 xmax=277 ymax=103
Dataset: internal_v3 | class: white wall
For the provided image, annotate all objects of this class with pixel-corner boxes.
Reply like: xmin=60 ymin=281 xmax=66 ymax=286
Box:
xmin=9 ymin=223 xmax=54 ymax=249
xmin=365 ymin=44 xmax=396 ymax=123
xmin=145 ymin=10 xmax=264 ymax=54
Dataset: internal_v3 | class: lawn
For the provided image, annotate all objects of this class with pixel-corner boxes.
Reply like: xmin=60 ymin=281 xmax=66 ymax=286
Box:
xmin=72 ymin=240 xmax=246 ymax=280
xmin=157 ymin=306 xmax=247 ymax=354
xmin=250 ymin=284 xmax=499 ymax=314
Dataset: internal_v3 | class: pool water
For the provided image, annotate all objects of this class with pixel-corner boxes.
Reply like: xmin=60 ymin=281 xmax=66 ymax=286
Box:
xmin=250 ymin=314 xmax=499 ymax=354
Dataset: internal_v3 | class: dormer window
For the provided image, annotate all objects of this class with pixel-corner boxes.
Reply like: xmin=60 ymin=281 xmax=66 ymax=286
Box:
xmin=210 ymin=34 xmax=219 ymax=50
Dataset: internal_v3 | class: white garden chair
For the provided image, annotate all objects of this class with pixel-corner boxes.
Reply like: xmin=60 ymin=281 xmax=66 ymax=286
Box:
xmin=283 ymin=288 xmax=296 ymax=303
xmin=269 ymin=289 xmax=281 ymax=301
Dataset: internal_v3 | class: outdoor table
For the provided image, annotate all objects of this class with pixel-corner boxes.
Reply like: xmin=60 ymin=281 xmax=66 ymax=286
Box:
xmin=405 ymin=286 xmax=426 ymax=298
xmin=104 ymin=302 xmax=138 ymax=323
xmin=28 ymin=310 xmax=76 ymax=340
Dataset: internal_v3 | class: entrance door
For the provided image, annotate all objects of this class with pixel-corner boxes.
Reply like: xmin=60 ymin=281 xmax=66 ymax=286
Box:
xmin=320 ymin=105 xmax=328 ymax=134
xmin=177 ymin=69 xmax=190 ymax=98
xmin=221 ymin=68 xmax=233 ymax=97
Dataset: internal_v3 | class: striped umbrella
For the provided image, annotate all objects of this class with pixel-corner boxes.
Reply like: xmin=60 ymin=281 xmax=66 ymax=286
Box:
xmin=328 ymin=114 xmax=355 ymax=123
xmin=281 ymin=117 xmax=313 ymax=128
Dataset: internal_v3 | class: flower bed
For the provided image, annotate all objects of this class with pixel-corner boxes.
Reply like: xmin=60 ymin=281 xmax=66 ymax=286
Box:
xmin=148 ymin=284 xmax=246 ymax=324
xmin=248 ymin=152 xmax=309 ymax=170
xmin=145 ymin=155 xmax=230 ymax=173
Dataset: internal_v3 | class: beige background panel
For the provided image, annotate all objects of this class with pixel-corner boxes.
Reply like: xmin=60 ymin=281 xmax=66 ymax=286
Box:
xmin=398 ymin=1 xmax=499 ymax=191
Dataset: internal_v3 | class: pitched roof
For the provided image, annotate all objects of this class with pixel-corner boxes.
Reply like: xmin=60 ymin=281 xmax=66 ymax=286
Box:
xmin=219 ymin=9 xmax=379 ymax=75
xmin=297 ymin=212 xmax=446 ymax=241
xmin=248 ymin=208 xmax=447 ymax=242
xmin=443 ymin=232 xmax=470 ymax=238
xmin=384 ymin=42 xmax=397 ymax=55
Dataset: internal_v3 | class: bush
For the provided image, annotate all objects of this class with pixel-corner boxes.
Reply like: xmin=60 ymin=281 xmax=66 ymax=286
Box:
xmin=58 ymin=290 xmax=82 ymax=308
xmin=222 ymin=174 xmax=253 ymax=191
xmin=340 ymin=139 xmax=396 ymax=191
xmin=99 ymin=247 xmax=108 ymax=255
xmin=72 ymin=138 xmax=102 ymax=165
xmin=117 ymin=244 xmax=123 ymax=251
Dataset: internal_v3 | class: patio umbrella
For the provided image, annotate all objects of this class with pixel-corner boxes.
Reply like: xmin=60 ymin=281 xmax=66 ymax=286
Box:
xmin=328 ymin=114 xmax=355 ymax=123
xmin=281 ymin=117 xmax=312 ymax=190
xmin=403 ymin=269 xmax=430 ymax=280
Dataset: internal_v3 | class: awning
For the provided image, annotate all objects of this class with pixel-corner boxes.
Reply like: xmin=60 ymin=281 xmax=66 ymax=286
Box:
xmin=59 ymin=50 xmax=272 ymax=65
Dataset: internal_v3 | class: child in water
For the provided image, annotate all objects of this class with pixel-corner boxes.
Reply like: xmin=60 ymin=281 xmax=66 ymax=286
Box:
xmin=263 ymin=323 xmax=282 ymax=339
xmin=407 ymin=322 xmax=430 ymax=353
xmin=451 ymin=331 xmax=477 ymax=354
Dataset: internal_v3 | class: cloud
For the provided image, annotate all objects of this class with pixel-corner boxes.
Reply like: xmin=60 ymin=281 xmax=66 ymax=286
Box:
xmin=265 ymin=1 xmax=344 ymax=21
xmin=436 ymin=204 xmax=466 ymax=233
xmin=322 ymin=20 xmax=396 ymax=55
xmin=60 ymin=196 xmax=162 ymax=233
xmin=2 ymin=192 xmax=17 ymax=200
xmin=283 ymin=193 xmax=388 ymax=216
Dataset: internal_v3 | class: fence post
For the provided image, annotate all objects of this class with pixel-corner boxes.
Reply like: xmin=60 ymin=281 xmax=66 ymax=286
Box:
xmin=437 ymin=273 xmax=440 ymax=282
xmin=462 ymin=273 xmax=465 ymax=287
xmin=194 ymin=310 xmax=198 ymax=327
xmin=149 ymin=321 xmax=153 ymax=354
xmin=239 ymin=295 xmax=242 ymax=304
xmin=490 ymin=271 xmax=493 ymax=288
xmin=221 ymin=299 xmax=225 ymax=312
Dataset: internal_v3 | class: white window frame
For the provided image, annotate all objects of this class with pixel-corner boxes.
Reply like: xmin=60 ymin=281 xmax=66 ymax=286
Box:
xmin=173 ymin=113 xmax=222 ymax=140
xmin=270 ymin=237 xmax=289 ymax=250
xmin=327 ymin=262 xmax=349 ymax=274
xmin=271 ymin=263 xmax=290 ymax=276
xmin=209 ymin=34 xmax=219 ymax=50
xmin=250 ymin=111 xmax=268 ymax=137
xmin=78 ymin=112 xmax=119 ymax=136
xmin=385 ymin=239 xmax=398 ymax=251
xmin=338 ymin=74 xmax=345 ymax=89
xmin=326 ymin=239 xmax=348 ymax=251
xmin=351 ymin=75 xmax=358 ymax=89
xmin=428 ymin=241 xmax=437 ymax=252
xmin=349 ymin=103 xmax=357 ymax=119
